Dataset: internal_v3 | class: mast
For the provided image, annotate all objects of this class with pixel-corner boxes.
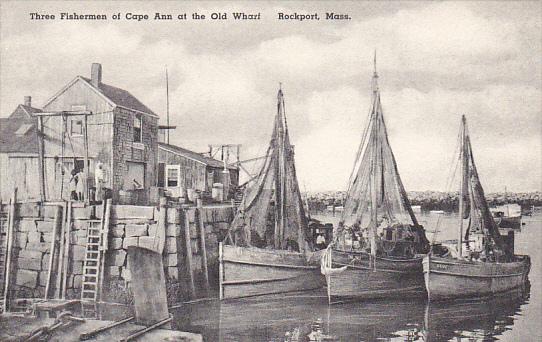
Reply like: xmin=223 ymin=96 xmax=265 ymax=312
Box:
xmin=458 ymin=115 xmax=467 ymax=258
xmin=274 ymin=87 xmax=286 ymax=249
xmin=166 ymin=67 xmax=170 ymax=144
xmin=369 ymin=52 xmax=379 ymax=259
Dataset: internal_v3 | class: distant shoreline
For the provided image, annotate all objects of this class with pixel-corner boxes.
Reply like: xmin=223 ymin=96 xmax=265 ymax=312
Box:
xmin=306 ymin=191 xmax=542 ymax=213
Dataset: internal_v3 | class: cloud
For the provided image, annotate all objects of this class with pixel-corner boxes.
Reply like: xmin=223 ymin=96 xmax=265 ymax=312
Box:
xmin=1 ymin=1 xmax=540 ymax=193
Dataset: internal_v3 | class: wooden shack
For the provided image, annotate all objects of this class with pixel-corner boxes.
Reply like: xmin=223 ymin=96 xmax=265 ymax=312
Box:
xmin=157 ymin=142 xmax=239 ymax=200
xmin=0 ymin=97 xmax=42 ymax=202
xmin=1 ymin=63 xmax=160 ymax=204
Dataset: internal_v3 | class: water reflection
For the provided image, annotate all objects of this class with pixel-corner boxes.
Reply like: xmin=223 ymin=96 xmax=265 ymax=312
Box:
xmin=171 ymin=284 xmax=529 ymax=342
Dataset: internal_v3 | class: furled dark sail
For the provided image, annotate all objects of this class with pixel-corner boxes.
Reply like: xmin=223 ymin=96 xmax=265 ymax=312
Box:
xmin=461 ymin=123 xmax=505 ymax=251
xmin=229 ymin=89 xmax=309 ymax=252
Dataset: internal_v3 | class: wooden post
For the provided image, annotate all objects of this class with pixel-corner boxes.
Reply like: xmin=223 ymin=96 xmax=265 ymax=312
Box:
xmin=45 ymin=205 xmax=63 ymax=300
xmin=196 ymin=199 xmax=210 ymax=295
xmin=98 ymin=199 xmax=111 ymax=302
xmin=2 ymin=188 xmax=17 ymax=312
xmin=218 ymin=242 xmax=224 ymax=300
xmin=83 ymin=115 xmax=90 ymax=205
xmin=154 ymin=197 xmax=167 ymax=255
xmin=37 ymin=116 xmax=46 ymax=203
xmin=61 ymin=201 xmax=72 ymax=299
xmin=183 ymin=209 xmax=196 ymax=299
xmin=55 ymin=202 xmax=68 ymax=298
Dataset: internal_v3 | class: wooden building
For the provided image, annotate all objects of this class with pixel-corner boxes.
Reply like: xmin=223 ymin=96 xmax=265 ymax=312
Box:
xmin=157 ymin=142 xmax=239 ymax=200
xmin=1 ymin=63 xmax=159 ymax=204
xmin=0 ymin=97 xmax=42 ymax=201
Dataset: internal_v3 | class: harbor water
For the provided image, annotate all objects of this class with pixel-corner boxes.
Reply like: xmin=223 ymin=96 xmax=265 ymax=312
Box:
xmin=170 ymin=211 xmax=541 ymax=342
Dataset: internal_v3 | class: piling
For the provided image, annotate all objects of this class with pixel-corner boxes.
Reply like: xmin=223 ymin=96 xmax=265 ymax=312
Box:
xmin=182 ymin=209 xmax=196 ymax=299
xmin=196 ymin=199 xmax=210 ymax=295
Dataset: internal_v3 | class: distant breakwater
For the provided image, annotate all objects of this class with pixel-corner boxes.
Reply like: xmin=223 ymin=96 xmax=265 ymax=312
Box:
xmin=306 ymin=191 xmax=542 ymax=213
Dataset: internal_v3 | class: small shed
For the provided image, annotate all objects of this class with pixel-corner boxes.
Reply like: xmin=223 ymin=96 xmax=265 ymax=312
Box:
xmin=0 ymin=97 xmax=42 ymax=201
xmin=157 ymin=143 xmax=239 ymax=200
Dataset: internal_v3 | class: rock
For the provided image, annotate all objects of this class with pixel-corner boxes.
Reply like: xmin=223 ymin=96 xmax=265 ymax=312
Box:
xmin=110 ymin=237 xmax=123 ymax=250
xmin=125 ymin=224 xmax=148 ymax=237
xmin=38 ymin=271 xmax=48 ymax=287
xmin=147 ymin=224 xmax=157 ymax=237
xmin=123 ymin=237 xmax=139 ymax=249
xmin=121 ymin=267 xmax=132 ymax=282
xmin=166 ymin=224 xmax=180 ymax=237
xmin=36 ymin=220 xmax=54 ymax=232
xmin=108 ymin=266 xmax=120 ymax=277
xmin=108 ymin=250 xmax=127 ymax=266
xmin=165 ymin=237 xmax=178 ymax=253
xmin=70 ymin=261 xmax=84 ymax=274
xmin=71 ymin=245 xmax=87 ymax=261
xmin=28 ymin=231 xmax=42 ymax=244
xmin=17 ymin=257 xmax=42 ymax=271
xmin=15 ymin=269 xmax=38 ymax=288
xmin=167 ymin=266 xmax=179 ymax=280
xmin=26 ymin=242 xmax=50 ymax=253
xmin=138 ymin=237 xmax=155 ymax=250
xmin=19 ymin=219 xmax=37 ymax=232
xmin=167 ymin=209 xmax=181 ymax=224
xmin=18 ymin=249 xmax=43 ymax=260
xmin=15 ymin=232 xmax=28 ymax=248
xmin=166 ymin=253 xmax=178 ymax=267
xmin=111 ymin=226 xmax=125 ymax=238
xmin=73 ymin=274 xmax=82 ymax=289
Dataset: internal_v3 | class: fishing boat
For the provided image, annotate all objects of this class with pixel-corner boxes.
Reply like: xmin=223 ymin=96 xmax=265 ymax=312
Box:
xmin=490 ymin=203 xmax=522 ymax=229
xmin=423 ymin=116 xmax=531 ymax=301
xmin=218 ymin=88 xmax=324 ymax=300
xmin=321 ymin=56 xmax=430 ymax=302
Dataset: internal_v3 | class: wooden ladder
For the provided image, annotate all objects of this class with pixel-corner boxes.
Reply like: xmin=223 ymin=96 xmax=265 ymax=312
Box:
xmin=80 ymin=200 xmax=110 ymax=318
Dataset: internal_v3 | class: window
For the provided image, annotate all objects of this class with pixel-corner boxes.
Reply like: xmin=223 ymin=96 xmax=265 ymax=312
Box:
xmin=133 ymin=115 xmax=142 ymax=143
xmin=70 ymin=119 xmax=83 ymax=135
xmin=166 ymin=165 xmax=180 ymax=187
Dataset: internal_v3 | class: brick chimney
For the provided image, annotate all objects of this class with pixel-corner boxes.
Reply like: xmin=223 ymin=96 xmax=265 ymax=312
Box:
xmin=91 ymin=63 xmax=102 ymax=87
xmin=24 ymin=96 xmax=31 ymax=107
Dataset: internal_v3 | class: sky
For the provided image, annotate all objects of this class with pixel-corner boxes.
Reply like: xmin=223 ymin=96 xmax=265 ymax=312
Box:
xmin=1 ymin=1 xmax=541 ymax=193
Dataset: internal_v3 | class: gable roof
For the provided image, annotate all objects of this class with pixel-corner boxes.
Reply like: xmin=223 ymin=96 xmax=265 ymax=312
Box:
xmin=8 ymin=104 xmax=42 ymax=119
xmin=158 ymin=142 xmax=237 ymax=170
xmin=0 ymin=117 xmax=38 ymax=153
xmin=80 ymin=77 xmax=158 ymax=117
xmin=43 ymin=75 xmax=158 ymax=118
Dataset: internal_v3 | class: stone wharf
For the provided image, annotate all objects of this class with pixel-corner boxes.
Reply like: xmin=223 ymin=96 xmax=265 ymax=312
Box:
xmin=277 ymin=12 xmax=319 ymax=21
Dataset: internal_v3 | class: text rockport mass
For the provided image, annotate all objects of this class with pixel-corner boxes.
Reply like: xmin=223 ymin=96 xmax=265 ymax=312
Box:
xmin=278 ymin=12 xmax=319 ymax=21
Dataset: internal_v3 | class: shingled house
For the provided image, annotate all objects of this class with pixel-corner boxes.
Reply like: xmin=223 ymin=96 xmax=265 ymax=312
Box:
xmin=0 ymin=97 xmax=42 ymax=201
xmin=0 ymin=63 xmax=159 ymax=203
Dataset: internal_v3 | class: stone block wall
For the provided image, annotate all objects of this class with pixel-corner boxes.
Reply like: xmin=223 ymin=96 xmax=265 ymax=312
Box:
xmin=3 ymin=202 xmax=235 ymax=305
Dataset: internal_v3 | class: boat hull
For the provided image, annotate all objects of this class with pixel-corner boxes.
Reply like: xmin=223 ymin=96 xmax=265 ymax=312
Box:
xmin=423 ymin=254 xmax=530 ymax=301
xmin=219 ymin=243 xmax=325 ymax=300
xmin=325 ymin=249 xmax=426 ymax=301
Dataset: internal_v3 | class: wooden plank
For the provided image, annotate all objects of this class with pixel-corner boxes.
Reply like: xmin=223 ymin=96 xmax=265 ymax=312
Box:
xmin=83 ymin=115 xmax=90 ymax=205
xmin=45 ymin=205 xmax=62 ymax=300
xmin=98 ymin=199 xmax=110 ymax=302
xmin=219 ymin=242 xmax=224 ymax=300
xmin=2 ymin=188 xmax=17 ymax=312
xmin=37 ymin=116 xmax=46 ymax=203
xmin=182 ymin=209 xmax=196 ymax=299
xmin=61 ymin=201 xmax=72 ymax=299
xmin=196 ymin=200 xmax=209 ymax=295
xmin=55 ymin=202 xmax=68 ymax=299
